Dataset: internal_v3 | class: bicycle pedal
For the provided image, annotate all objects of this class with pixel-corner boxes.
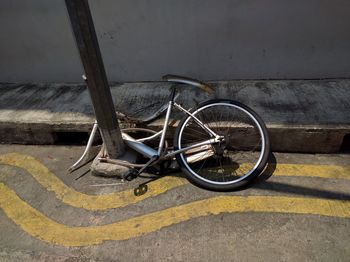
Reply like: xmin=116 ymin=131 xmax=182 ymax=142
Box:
xmin=134 ymin=184 xmax=148 ymax=196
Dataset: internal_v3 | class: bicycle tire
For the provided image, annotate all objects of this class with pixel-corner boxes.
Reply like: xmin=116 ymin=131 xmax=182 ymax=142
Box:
xmin=174 ymin=99 xmax=270 ymax=191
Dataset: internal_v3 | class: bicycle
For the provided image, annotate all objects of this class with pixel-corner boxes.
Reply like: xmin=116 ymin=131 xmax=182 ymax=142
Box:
xmin=70 ymin=75 xmax=270 ymax=193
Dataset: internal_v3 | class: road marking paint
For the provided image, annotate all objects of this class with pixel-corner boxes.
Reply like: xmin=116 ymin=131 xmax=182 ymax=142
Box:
xmin=0 ymin=153 xmax=187 ymax=210
xmin=274 ymin=163 xmax=350 ymax=180
xmin=0 ymin=153 xmax=350 ymax=211
xmin=0 ymin=182 xmax=349 ymax=246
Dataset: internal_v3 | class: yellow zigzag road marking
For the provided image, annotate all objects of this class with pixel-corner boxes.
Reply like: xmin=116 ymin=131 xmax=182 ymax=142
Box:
xmin=0 ymin=182 xmax=349 ymax=246
xmin=0 ymin=153 xmax=187 ymax=210
xmin=0 ymin=153 xmax=350 ymax=211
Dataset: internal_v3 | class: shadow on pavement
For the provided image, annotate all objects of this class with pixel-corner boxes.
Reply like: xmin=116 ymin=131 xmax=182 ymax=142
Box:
xmin=255 ymin=152 xmax=350 ymax=200
xmin=256 ymin=180 xmax=350 ymax=200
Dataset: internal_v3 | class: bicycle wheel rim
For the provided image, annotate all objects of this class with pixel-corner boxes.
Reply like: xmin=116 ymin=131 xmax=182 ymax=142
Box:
xmin=177 ymin=102 xmax=267 ymax=186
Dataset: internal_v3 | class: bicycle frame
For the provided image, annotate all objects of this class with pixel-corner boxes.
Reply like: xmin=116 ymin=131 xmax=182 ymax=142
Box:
xmin=122 ymin=94 xmax=222 ymax=163
xmin=69 ymin=87 xmax=222 ymax=171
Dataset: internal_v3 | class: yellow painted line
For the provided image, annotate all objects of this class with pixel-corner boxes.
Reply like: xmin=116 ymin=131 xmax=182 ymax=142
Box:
xmin=273 ymin=163 xmax=350 ymax=180
xmin=0 ymin=182 xmax=349 ymax=246
xmin=0 ymin=153 xmax=350 ymax=212
xmin=0 ymin=153 xmax=187 ymax=211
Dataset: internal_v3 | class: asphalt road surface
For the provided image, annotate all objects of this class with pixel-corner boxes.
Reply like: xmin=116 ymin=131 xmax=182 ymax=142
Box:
xmin=0 ymin=145 xmax=349 ymax=261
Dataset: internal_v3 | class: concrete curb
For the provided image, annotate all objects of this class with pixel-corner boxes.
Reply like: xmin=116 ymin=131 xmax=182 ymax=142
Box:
xmin=0 ymin=79 xmax=349 ymax=153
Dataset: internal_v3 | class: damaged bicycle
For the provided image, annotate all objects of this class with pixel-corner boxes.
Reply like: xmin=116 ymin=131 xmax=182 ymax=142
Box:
xmin=70 ymin=75 xmax=270 ymax=194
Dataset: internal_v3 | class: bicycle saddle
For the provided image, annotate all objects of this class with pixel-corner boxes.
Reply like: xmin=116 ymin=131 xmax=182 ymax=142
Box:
xmin=162 ymin=74 xmax=214 ymax=94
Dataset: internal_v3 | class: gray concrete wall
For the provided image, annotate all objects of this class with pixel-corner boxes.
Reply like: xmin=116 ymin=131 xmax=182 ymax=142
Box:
xmin=1 ymin=0 xmax=350 ymax=82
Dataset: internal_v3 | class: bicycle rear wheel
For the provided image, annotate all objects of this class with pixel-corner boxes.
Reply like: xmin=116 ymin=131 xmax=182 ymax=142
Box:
xmin=174 ymin=99 xmax=270 ymax=191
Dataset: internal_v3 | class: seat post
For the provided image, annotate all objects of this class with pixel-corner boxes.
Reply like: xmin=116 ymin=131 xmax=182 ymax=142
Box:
xmin=170 ymin=85 xmax=177 ymax=103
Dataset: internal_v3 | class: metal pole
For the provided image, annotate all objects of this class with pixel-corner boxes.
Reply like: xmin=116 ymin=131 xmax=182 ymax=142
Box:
xmin=65 ymin=0 xmax=124 ymax=158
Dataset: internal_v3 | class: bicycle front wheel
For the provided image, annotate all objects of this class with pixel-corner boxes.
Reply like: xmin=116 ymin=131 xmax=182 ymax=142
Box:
xmin=174 ymin=99 xmax=270 ymax=191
